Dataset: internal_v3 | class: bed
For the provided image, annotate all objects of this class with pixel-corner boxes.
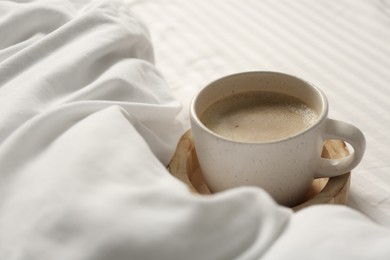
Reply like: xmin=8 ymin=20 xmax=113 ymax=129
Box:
xmin=0 ymin=0 xmax=389 ymax=259
xmin=131 ymin=0 xmax=390 ymax=226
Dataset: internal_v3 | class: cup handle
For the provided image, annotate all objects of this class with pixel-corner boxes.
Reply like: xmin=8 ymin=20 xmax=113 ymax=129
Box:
xmin=315 ymin=118 xmax=366 ymax=178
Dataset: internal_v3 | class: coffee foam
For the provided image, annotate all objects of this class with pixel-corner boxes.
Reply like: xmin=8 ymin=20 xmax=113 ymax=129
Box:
xmin=201 ymin=91 xmax=318 ymax=142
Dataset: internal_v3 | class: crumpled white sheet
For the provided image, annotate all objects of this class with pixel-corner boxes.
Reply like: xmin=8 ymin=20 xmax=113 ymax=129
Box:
xmin=0 ymin=0 xmax=389 ymax=259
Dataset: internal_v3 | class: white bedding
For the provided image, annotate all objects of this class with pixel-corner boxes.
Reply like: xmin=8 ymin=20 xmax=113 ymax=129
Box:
xmin=1 ymin=0 xmax=390 ymax=259
xmin=130 ymin=0 xmax=390 ymax=226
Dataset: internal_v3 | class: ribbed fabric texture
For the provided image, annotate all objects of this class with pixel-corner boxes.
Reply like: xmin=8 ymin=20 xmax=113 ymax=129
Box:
xmin=131 ymin=0 xmax=390 ymax=226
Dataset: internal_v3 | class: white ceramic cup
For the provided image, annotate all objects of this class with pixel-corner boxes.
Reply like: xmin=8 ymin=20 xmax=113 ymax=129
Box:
xmin=190 ymin=71 xmax=366 ymax=206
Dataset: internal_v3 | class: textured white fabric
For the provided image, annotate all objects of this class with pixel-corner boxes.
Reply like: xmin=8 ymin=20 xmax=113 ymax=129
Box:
xmin=1 ymin=0 xmax=390 ymax=259
xmin=130 ymin=0 xmax=390 ymax=226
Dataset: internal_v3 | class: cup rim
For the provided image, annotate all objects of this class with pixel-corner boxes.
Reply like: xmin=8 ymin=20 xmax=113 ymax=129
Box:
xmin=190 ymin=71 xmax=329 ymax=145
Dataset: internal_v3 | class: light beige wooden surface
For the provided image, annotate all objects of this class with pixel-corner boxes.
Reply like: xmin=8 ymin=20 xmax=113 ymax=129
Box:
xmin=168 ymin=130 xmax=351 ymax=211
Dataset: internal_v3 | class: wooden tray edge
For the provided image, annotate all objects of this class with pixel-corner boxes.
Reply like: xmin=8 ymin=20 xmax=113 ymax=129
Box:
xmin=168 ymin=130 xmax=351 ymax=211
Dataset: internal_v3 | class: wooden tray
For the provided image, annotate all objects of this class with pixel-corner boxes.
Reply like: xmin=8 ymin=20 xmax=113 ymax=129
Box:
xmin=168 ymin=130 xmax=351 ymax=211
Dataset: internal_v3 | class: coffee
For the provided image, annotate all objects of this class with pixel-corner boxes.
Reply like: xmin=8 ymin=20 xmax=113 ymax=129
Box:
xmin=201 ymin=91 xmax=318 ymax=142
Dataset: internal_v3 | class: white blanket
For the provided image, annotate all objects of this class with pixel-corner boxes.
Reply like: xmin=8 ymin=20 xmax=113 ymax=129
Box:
xmin=0 ymin=0 xmax=389 ymax=259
